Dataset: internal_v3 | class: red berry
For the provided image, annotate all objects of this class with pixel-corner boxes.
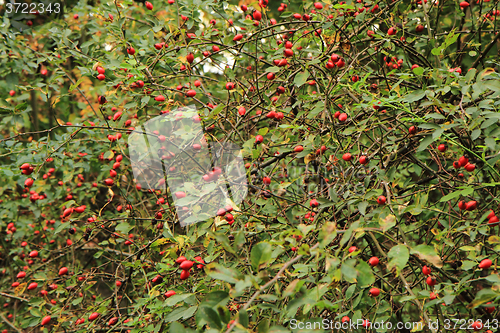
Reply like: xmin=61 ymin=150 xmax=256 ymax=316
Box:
xmin=58 ymin=267 xmax=68 ymax=276
xmin=479 ymin=259 xmax=492 ymax=269
xmin=422 ymin=265 xmax=431 ymax=275
xmin=88 ymin=312 xmax=99 ymax=321
xmin=369 ymin=287 xmax=380 ymax=296
xmin=180 ymin=269 xmax=190 ymax=280
xmin=180 ymin=260 xmax=194 ymax=270
xmin=145 ymin=1 xmax=153 ymax=10
xmin=41 ymin=316 xmax=51 ymax=326
xmin=426 ymin=276 xmax=436 ymax=286
xmin=342 ymin=153 xmax=352 ymax=161
xmin=368 ymin=257 xmax=379 ymax=266
xmin=377 ymin=196 xmax=386 ymax=205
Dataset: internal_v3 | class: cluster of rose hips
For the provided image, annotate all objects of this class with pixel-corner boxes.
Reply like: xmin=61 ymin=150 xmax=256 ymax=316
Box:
xmin=384 ymin=55 xmax=404 ymax=70
xmin=452 ymin=155 xmax=475 ymax=172
xmin=266 ymin=110 xmax=285 ymax=120
xmin=326 ymin=53 xmax=346 ymax=69
xmin=215 ymin=205 xmax=235 ymax=225
xmin=102 ymin=153 xmax=123 ymax=187
xmin=175 ymin=255 xmax=205 ymax=280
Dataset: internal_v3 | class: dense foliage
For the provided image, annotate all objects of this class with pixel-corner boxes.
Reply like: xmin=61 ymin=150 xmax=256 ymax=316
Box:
xmin=1 ymin=0 xmax=500 ymax=332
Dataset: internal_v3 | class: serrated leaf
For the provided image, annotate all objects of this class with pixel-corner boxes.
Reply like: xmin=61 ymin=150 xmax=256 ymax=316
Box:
xmin=294 ymin=71 xmax=309 ymax=87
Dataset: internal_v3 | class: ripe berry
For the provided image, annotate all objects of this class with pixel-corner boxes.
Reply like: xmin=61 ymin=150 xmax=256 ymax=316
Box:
xmin=179 ymin=260 xmax=194 ymax=270
xmin=226 ymin=82 xmax=235 ymax=90
xmin=180 ymin=270 xmax=190 ymax=280
xmin=89 ymin=312 xmax=99 ymax=321
xmin=359 ymin=156 xmax=368 ymax=165
xmin=408 ymin=126 xmax=417 ymax=134
xmin=145 ymin=1 xmax=153 ymax=10
xmin=348 ymin=246 xmax=357 ymax=253
xmin=41 ymin=316 xmax=51 ymax=326
xmin=342 ymin=153 xmax=352 ymax=161
xmin=377 ymin=196 xmax=386 ymax=205
xmin=310 ymin=199 xmax=319 ymax=207
xmin=460 ymin=1 xmax=470 ymax=8
xmin=368 ymin=257 xmax=379 ymax=266
xmin=478 ymin=258 xmax=492 ymax=269
xmin=369 ymin=287 xmax=380 ymax=297
xmin=176 ymin=256 xmax=187 ymax=264
xmin=127 ymin=47 xmax=135 ymax=55
xmin=253 ymin=10 xmax=262 ymax=21
xmin=437 ymin=144 xmax=446 ymax=152
xmin=294 ymin=145 xmax=304 ymax=153
xmin=58 ymin=267 xmax=68 ymax=276
xmin=465 ymin=163 xmax=475 ymax=172
xmin=255 ymin=135 xmax=264 ymax=144
xmin=471 ymin=321 xmax=482 ymax=331
xmin=465 ymin=200 xmax=477 ymax=211
xmin=387 ymin=27 xmax=397 ymax=35
xmin=314 ymin=2 xmax=323 ymax=9
xmin=422 ymin=265 xmax=431 ymax=275
xmin=426 ymin=276 xmax=436 ymax=286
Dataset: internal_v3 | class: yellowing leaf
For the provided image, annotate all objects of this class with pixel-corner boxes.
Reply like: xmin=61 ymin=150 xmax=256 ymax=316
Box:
xmin=175 ymin=236 xmax=185 ymax=248
xmin=15 ymin=282 xmax=27 ymax=296
xmin=488 ymin=236 xmax=500 ymax=244
xmin=304 ymin=153 xmax=316 ymax=164
xmin=379 ymin=214 xmax=396 ymax=232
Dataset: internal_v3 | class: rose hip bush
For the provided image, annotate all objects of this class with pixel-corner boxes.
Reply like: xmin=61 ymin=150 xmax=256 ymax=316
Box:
xmin=1 ymin=0 xmax=500 ymax=331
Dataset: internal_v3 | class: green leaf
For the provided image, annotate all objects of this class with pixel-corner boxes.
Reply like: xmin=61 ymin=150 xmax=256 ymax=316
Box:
xmin=206 ymin=263 xmax=242 ymax=284
xmin=196 ymin=306 xmax=222 ymax=330
xmin=356 ymin=261 xmax=375 ymax=288
xmin=69 ymin=77 xmax=85 ymax=92
xmin=238 ymin=309 xmax=249 ymax=327
xmin=358 ymin=201 xmax=368 ymax=216
xmin=468 ymin=288 xmax=499 ymax=308
xmin=341 ymin=259 xmax=357 ymax=283
xmin=209 ymin=104 xmax=224 ymax=118
xmin=169 ymin=322 xmax=186 ymax=332
xmin=164 ymin=293 xmax=193 ymax=306
xmin=165 ymin=306 xmax=197 ymax=322
xmin=294 ymin=71 xmax=309 ymax=87
xmin=404 ymin=90 xmax=426 ymax=103
xmin=431 ymin=47 xmax=441 ymax=55
xmin=250 ymin=241 xmax=273 ymax=271
xmin=412 ymin=67 xmax=424 ymax=76
xmin=387 ymin=244 xmax=409 ymax=273
xmin=440 ymin=187 xmax=473 ymax=202
xmin=410 ymin=244 xmax=443 ymax=268
xmin=417 ymin=135 xmax=434 ymax=152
